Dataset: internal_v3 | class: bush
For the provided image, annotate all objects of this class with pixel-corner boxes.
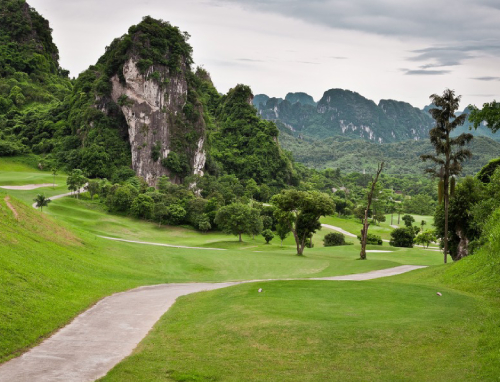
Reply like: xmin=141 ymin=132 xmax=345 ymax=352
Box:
xmin=262 ymin=229 xmax=274 ymax=244
xmin=324 ymin=232 xmax=346 ymax=247
xmin=390 ymin=228 xmax=415 ymax=247
xmin=357 ymin=233 xmax=383 ymax=245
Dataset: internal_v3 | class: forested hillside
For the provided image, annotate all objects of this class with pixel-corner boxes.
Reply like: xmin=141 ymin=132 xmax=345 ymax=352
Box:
xmin=0 ymin=0 xmax=72 ymax=156
xmin=0 ymin=4 xmax=296 ymax=187
xmin=277 ymin=121 xmax=500 ymax=175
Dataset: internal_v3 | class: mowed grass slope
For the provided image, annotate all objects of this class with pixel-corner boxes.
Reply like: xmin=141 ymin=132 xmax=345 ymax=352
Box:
xmin=0 ymin=158 xmax=68 ymax=204
xmin=100 ymin=279 xmax=490 ymax=381
xmin=102 ymin=254 xmax=500 ymax=382
xmin=0 ymin=190 xmax=441 ymax=363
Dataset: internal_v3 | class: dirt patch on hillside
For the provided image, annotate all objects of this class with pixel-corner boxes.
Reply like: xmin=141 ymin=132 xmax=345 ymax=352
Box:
xmin=4 ymin=196 xmax=19 ymax=220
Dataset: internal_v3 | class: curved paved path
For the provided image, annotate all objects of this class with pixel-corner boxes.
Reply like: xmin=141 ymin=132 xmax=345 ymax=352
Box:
xmin=0 ymin=265 xmax=426 ymax=382
xmin=321 ymin=223 xmax=357 ymax=237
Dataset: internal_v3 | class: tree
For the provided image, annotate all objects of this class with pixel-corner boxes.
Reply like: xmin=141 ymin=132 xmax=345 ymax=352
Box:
xmin=420 ymin=220 xmax=427 ymax=232
xmin=389 ymin=228 xmax=415 ymax=248
xmin=131 ymin=194 xmax=154 ymax=219
xmin=215 ymin=202 xmax=255 ymax=242
xmin=396 ymin=203 xmax=403 ymax=224
xmin=276 ymin=222 xmax=291 ymax=246
xmin=51 ymin=167 xmax=58 ymax=189
xmin=248 ymin=208 xmax=263 ymax=239
xmin=33 ymin=194 xmax=51 ymax=211
xmin=421 ymin=89 xmax=473 ymax=263
xmin=360 ymin=162 xmax=384 ymax=260
xmin=414 ymin=230 xmax=437 ymax=248
xmin=434 ymin=177 xmax=484 ymax=260
xmin=262 ymin=229 xmax=274 ymax=244
xmin=66 ymin=169 xmax=87 ymax=199
xmin=272 ymin=190 xmax=335 ymax=256
xmin=357 ymin=233 xmax=382 ymax=245
xmin=85 ymin=180 xmax=100 ymax=200
xmin=402 ymin=214 xmax=415 ymax=228
xmin=197 ymin=214 xmax=212 ymax=232
xmin=469 ymin=101 xmax=500 ymax=133
xmin=165 ymin=204 xmax=187 ymax=225
xmin=153 ymin=202 xmax=168 ymax=226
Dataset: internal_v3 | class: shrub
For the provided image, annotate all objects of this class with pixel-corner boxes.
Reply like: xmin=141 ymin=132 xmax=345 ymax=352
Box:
xmin=357 ymin=233 xmax=383 ymax=245
xmin=262 ymin=229 xmax=274 ymax=244
xmin=390 ymin=227 xmax=415 ymax=247
xmin=324 ymin=232 xmax=346 ymax=247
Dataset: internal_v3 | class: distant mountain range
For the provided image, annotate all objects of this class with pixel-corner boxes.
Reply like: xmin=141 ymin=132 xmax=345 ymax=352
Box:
xmin=254 ymin=90 xmax=500 ymax=143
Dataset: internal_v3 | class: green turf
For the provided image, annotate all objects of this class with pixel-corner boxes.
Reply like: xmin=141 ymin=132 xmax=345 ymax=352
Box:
xmin=0 ymin=190 xmax=441 ymax=363
xmin=321 ymin=214 xmax=435 ymax=241
xmin=100 ymin=279 xmax=493 ymax=381
xmin=2 ymin=165 xmax=496 ymax=380
xmin=0 ymin=159 xmax=68 ymax=204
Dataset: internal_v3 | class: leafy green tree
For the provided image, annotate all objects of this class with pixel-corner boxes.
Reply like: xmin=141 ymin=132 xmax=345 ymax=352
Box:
xmin=245 ymin=178 xmax=259 ymax=200
xmin=215 ymin=202 xmax=254 ymax=242
xmin=197 ymin=214 xmax=211 ymax=232
xmin=275 ymin=222 xmax=291 ymax=246
xmin=248 ymin=208 xmax=263 ymax=239
xmin=469 ymin=101 xmax=500 ymax=133
xmin=421 ymin=89 xmax=473 ymax=263
xmin=402 ymin=214 xmax=415 ymax=228
xmin=33 ymin=194 xmax=51 ymax=211
xmin=357 ymin=233 xmax=382 ymax=245
xmin=434 ymin=177 xmax=484 ymax=260
xmin=153 ymin=202 xmax=168 ymax=226
xmin=272 ymin=190 xmax=335 ymax=256
xmin=85 ymin=180 xmax=100 ymax=200
xmin=131 ymin=194 xmax=154 ymax=219
xmin=66 ymin=169 xmax=87 ymax=199
xmin=420 ymin=220 xmax=427 ymax=231
xmin=262 ymin=229 xmax=274 ymax=244
xmin=107 ymin=185 xmax=138 ymax=212
xmin=476 ymin=158 xmax=500 ymax=183
xmin=403 ymin=194 xmax=436 ymax=215
xmin=165 ymin=204 xmax=187 ymax=225
xmin=414 ymin=230 xmax=437 ymax=248
xmin=262 ymin=216 xmax=273 ymax=230
xmin=389 ymin=228 xmax=415 ymax=248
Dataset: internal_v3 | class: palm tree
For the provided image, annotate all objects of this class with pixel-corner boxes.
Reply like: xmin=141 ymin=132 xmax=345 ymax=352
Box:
xmin=421 ymin=89 xmax=473 ymax=263
xmin=34 ymin=194 xmax=51 ymax=212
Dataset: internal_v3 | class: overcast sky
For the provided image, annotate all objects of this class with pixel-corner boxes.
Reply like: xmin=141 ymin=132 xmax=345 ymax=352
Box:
xmin=29 ymin=0 xmax=500 ymax=109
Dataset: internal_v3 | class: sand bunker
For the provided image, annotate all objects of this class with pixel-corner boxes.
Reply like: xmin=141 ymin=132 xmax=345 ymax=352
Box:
xmin=0 ymin=183 xmax=54 ymax=190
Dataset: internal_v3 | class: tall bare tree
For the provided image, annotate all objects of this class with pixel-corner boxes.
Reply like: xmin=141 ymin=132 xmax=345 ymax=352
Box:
xmin=421 ymin=89 xmax=473 ymax=263
xmin=360 ymin=162 xmax=384 ymax=260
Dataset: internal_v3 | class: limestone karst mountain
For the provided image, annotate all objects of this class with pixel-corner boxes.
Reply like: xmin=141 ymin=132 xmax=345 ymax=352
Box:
xmin=254 ymin=89 xmax=434 ymax=143
xmin=0 ymin=4 xmax=294 ymax=186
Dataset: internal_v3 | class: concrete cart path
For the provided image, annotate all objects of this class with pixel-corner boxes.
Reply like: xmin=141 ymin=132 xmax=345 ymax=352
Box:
xmin=321 ymin=223 xmax=357 ymax=237
xmin=0 ymin=265 xmax=426 ymax=382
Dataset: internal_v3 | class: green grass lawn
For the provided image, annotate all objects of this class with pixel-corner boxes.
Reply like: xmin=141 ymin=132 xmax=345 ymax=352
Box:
xmin=0 ymin=158 xmax=68 ymax=204
xmin=321 ymin=214 xmax=435 ymax=241
xmin=0 ymin=190 xmax=441 ymax=363
xmin=2 ymin=163 xmax=497 ymax=381
xmin=100 ymin=278 xmax=494 ymax=381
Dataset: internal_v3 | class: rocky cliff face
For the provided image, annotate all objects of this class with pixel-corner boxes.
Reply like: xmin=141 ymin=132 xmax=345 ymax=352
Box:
xmin=109 ymin=57 xmax=206 ymax=186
